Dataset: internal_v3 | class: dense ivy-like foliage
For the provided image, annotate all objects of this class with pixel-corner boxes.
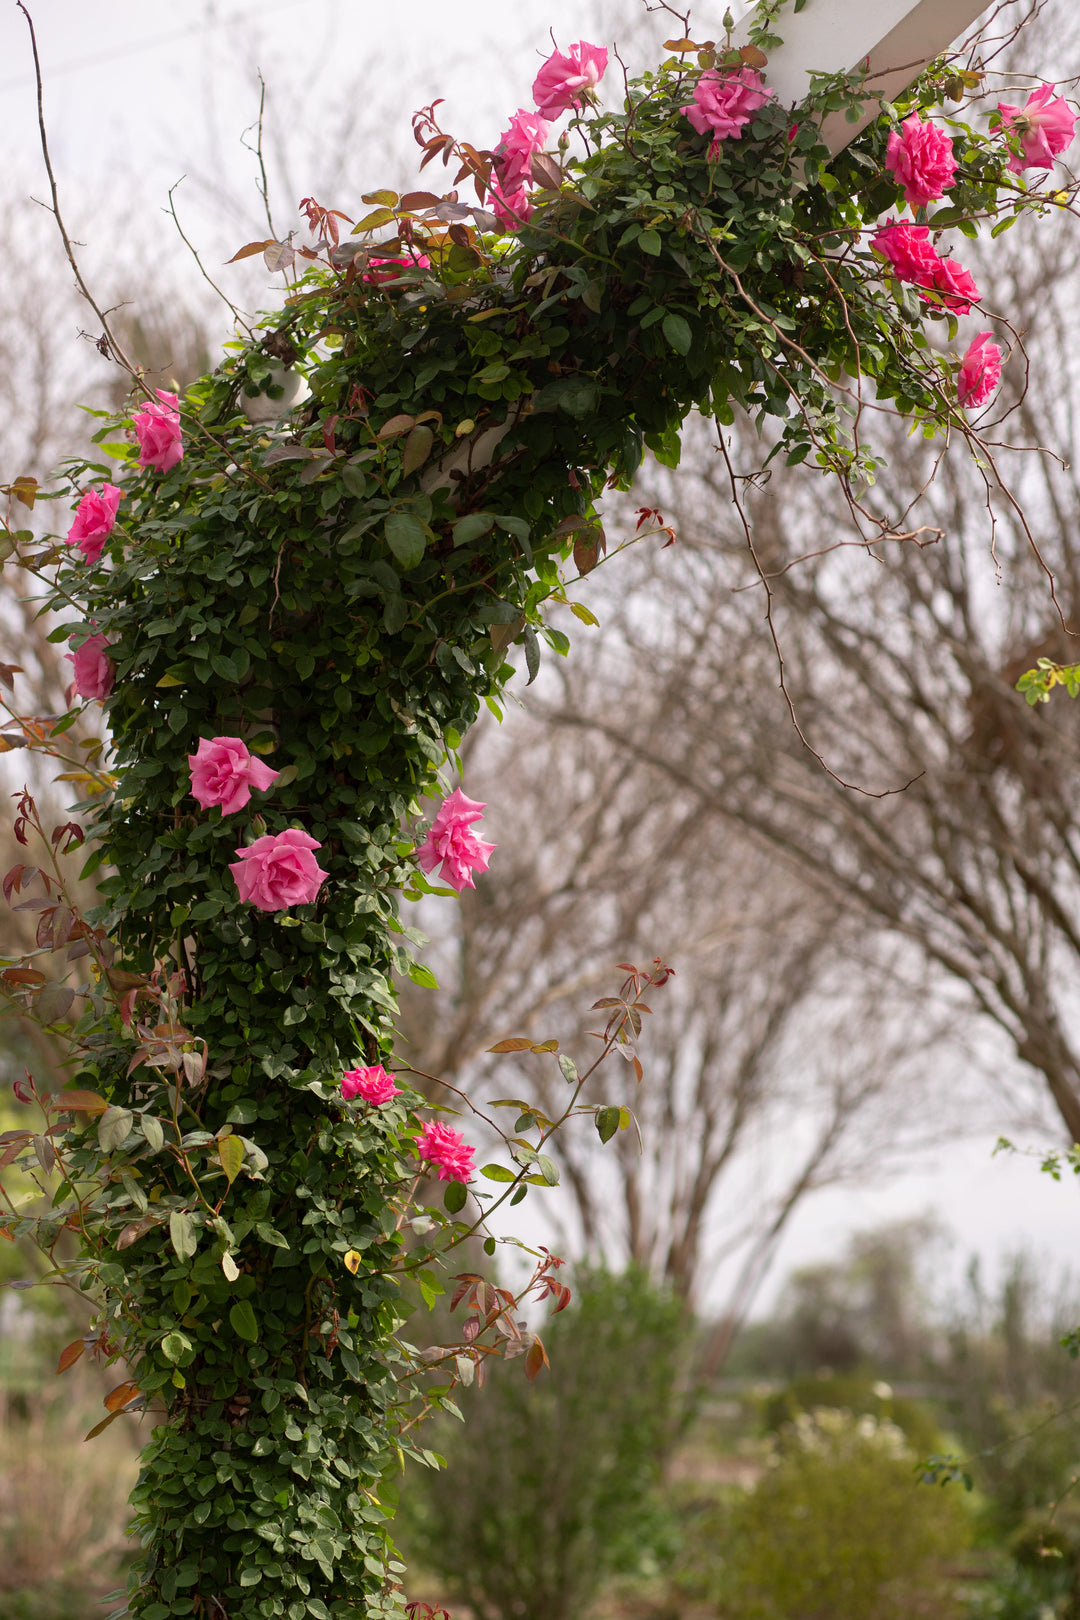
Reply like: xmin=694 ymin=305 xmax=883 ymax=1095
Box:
xmin=0 ymin=7 xmax=1074 ymax=1616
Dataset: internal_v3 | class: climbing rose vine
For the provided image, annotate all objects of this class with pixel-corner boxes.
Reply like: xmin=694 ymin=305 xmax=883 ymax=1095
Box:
xmin=1 ymin=6 xmax=1078 ymax=1618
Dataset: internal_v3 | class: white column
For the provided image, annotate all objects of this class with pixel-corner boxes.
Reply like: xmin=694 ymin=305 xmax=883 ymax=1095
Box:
xmin=730 ymin=0 xmax=990 ymax=148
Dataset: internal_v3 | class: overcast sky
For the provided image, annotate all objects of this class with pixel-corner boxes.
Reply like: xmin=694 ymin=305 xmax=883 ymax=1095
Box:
xmin=3 ymin=0 xmax=1079 ymax=1307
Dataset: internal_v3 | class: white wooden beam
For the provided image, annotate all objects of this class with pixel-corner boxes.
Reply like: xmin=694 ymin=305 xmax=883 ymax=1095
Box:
xmin=730 ymin=0 xmax=991 ymax=148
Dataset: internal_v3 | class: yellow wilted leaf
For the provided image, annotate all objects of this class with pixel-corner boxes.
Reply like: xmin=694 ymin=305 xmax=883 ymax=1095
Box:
xmin=217 ymin=1133 xmax=244 ymax=1186
xmin=344 ymin=1250 xmax=362 ymax=1274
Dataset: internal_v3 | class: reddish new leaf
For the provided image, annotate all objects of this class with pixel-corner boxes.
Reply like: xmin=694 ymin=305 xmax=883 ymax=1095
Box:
xmin=487 ymin=1037 xmax=533 ymax=1053
xmin=104 ymin=1379 xmax=141 ymax=1413
xmin=57 ymin=1339 xmax=85 ymax=1373
xmin=525 ymin=1336 xmax=550 ymax=1380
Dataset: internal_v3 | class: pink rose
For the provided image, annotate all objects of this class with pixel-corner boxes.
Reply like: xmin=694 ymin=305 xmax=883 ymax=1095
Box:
xmin=362 ymin=253 xmax=432 ymax=284
xmin=132 ymin=390 xmax=183 ymax=473
xmin=229 ymin=828 xmax=328 ymax=911
xmin=870 ymin=219 xmax=942 ymax=282
xmin=532 ymin=40 xmax=608 ymax=120
xmin=414 ymin=788 xmax=495 ymax=893
xmin=957 ymin=330 xmax=1003 ymax=408
xmin=67 ymin=485 xmax=122 ymax=564
xmin=885 ymin=113 xmax=957 ymax=209
xmin=682 ymin=67 xmax=772 ymax=153
xmin=929 ymin=254 xmax=981 ymax=315
xmin=188 ymin=736 xmax=280 ymax=815
xmin=66 ymin=633 xmax=114 ymax=701
xmin=495 ymin=108 xmax=551 ymax=195
xmin=341 ymin=1063 xmax=400 ymax=1105
xmin=998 ymin=84 xmax=1077 ymax=173
xmin=415 ymin=1121 xmax=476 ymax=1183
xmin=490 ymin=183 xmax=534 ymax=232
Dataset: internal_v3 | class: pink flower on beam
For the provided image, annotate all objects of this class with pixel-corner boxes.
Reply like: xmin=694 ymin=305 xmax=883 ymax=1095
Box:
xmin=494 ymin=108 xmax=551 ymax=195
xmin=132 ymin=390 xmax=183 ymax=473
xmin=341 ymin=1064 xmax=400 ymax=1105
xmin=532 ymin=40 xmax=609 ymax=120
xmin=415 ymin=1121 xmax=476 ymax=1183
xmin=188 ymin=736 xmax=280 ymax=815
xmin=682 ymin=67 xmax=772 ymax=153
xmin=229 ymin=828 xmax=328 ymax=912
xmin=957 ymin=330 xmax=1003 ymax=409
xmin=885 ymin=113 xmax=957 ymax=209
xmin=66 ymin=634 xmax=114 ymax=701
xmin=67 ymin=485 xmax=121 ymax=564
xmin=414 ymin=788 xmax=495 ymax=893
xmin=998 ymin=85 xmax=1077 ymax=173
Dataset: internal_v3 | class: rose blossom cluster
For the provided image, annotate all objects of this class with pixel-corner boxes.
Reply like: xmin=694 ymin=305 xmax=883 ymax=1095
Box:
xmin=870 ymin=220 xmax=982 ymax=314
xmin=414 ymin=788 xmax=495 ymax=893
xmin=488 ymin=41 xmax=608 ymax=231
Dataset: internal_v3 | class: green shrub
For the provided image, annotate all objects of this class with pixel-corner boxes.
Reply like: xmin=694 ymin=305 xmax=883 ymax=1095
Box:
xmin=675 ymin=1407 xmax=971 ymax=1620
xmin=399 ymin=1267 xmax=685 ymax=1620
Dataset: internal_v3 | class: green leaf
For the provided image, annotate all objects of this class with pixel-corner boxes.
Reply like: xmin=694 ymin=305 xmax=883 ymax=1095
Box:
xmin=229 ymin=1300 xmax=259 ymax=1342
xmin=160 ymin=1332 xmax=191 ymax=1366
xmin=98 ymin=1105 xmax=134 ymax=1152
xmin=453 ymin=512 xmax=494 ymax=546
xmin=480 ymin=1163 xmax=517 ymax=1182
xmin=444 ymin=1180 xmax=468 ymax=1214
xmin=408 ymin=962 xmax=439 ymax=989
xmin=536 ymin=1154 xmax=560 ymax=1185
xmin=141 ymin=1115 xmax=165 ymax=1153
xmin=221 ymin=1252 xmax=240 ymax=1282
xmin=595 ymin=1105 xmax=621 ymax=1144
xmin=558 ymin=1054 xmax=579 ymax=1085
xmin=662 ymin=313 xmax=692 ymax=356
xmin=523 ymin=625 xmax=541 ymax=686
xmin=169 ymin=1211 xmax=198 ymax=1263
xmin=402 ymin=424 xmax=435 ymax=476
xmin=638 ymin=229 xmax=662 ymax=257
xmin=385 ymin=512 xmax=429 ymax=571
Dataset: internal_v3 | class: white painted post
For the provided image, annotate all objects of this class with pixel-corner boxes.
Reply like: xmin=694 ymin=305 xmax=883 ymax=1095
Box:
xmin=730 ymin=0 xmax=991 ymax=148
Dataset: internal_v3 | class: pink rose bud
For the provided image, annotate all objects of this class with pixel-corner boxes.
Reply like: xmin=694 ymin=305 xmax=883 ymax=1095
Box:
xmin=132 ymin=389 xmax=184 ymax=473
xmin=66 ymin=485 xmax=122 ymax=564
xmin=188 ymin=736 xmax=280 ymax=815
xmin=998 ymin=84 xmax=1077 ymax=173
xmin=682 ymin=67 xmax=772 ymax=154
xmin=229 ymin=828 xmax=328 ymax=911
xmin=341 ymin=1064 xmax=400 ymax=1105
xmin=957 ymin=330 xmax=1003 ymax=409
xmin=532 ymin=40 xmax=609 ymax=120
xmin=414 ymin=788 xmax=495 ymax=893
xmin=885 ymin=113 xmax=958 ymax=210
xmin=415 ymin=1121 xmax=476 ymax=1183
xmin=66 ymin=633 xmax=114 ymax=701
